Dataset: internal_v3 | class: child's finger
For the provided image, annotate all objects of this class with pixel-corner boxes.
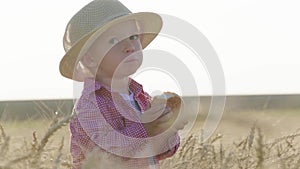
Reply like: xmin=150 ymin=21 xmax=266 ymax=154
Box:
xmin=141 ymin=107 xmax=164 ymax=123
xmin=144 ymin=105 xmax=165 ymax=117
xmin=156 ymin=111 xmax=173 ymax=123
xmin=141 ymin=104 xmax=171 ymax=123
xmin=151 ymin=104 xmax=166 ymax=113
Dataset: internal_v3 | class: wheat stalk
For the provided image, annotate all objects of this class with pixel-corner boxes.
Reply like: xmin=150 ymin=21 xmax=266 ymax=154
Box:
xmin=255 ymin=127 xmax=264 ymax=169
xmin=50 ymin=137 xmax=64 ymax=169
xmin=0 ymin=124 xmax=10 ymax=158
xmin=0 ymin=112 xmax=75 ymax=169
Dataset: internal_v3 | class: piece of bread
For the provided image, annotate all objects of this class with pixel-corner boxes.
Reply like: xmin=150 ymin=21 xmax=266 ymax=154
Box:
xmin=151 ymin=92 xmax=182 ymax=118
xmin=164 ymin=92 xmax=182 ymax=110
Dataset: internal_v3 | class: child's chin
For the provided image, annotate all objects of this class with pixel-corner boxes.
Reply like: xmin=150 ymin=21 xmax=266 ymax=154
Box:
xmin=122 ymin=64 xmax=141 ymax=75
xmin=115 ymin=68 xmax=139 ymax=77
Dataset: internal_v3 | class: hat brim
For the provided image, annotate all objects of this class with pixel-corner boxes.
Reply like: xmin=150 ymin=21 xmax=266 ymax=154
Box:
xmin=59 ymin=12 xmax=163 ymax=82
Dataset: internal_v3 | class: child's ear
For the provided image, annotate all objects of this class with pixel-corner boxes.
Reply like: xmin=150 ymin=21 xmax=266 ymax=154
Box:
xmin=82 ymin=52 xmax=97 ymax=68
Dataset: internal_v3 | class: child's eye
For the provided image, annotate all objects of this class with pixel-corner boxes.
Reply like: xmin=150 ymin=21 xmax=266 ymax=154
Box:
xmin=109 ymin=37 xmax=120 ymax=45
xmin=129 ymin=35 xmax=139 ymax=40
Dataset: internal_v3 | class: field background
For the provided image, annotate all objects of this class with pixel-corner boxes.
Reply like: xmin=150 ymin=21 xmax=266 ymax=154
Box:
xmin=0 ymin=95 xmax=300 ymax=168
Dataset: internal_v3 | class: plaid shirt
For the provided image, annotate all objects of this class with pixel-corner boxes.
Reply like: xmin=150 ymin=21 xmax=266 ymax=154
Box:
xmin=70 ymin=78 xmax=180 ymax=169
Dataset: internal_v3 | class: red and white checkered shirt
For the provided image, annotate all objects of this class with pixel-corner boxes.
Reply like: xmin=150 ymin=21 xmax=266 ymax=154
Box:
xmin=70 ymin=78 xmax=180 ymax=169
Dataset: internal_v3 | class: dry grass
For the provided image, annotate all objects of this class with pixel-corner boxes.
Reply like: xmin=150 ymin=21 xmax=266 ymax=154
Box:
xmin=161 ymin=124 xmax=300 ymax=169
xmin=0 ymin=110 xmax=300 ymax=169
xmin=0 ymin=112 xmax=75 ymax=169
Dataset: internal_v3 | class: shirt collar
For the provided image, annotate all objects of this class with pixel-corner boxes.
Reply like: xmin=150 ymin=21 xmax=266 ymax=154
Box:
xmin=82 ymin=78 xmax=143 ymax=96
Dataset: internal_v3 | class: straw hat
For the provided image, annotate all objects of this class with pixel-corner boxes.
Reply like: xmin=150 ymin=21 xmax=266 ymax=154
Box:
xmin=59 ymin=0 xmax=162 ymax=81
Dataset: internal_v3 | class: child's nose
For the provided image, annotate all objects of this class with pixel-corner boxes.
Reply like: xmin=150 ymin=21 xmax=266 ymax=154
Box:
xmin=123 ymin=39 xmax=136 ymax=53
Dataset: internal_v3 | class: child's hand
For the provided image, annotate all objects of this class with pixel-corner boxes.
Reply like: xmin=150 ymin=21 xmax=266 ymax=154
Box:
xmin=142 ymin=92 xmax=188 ymax=137
xmin=141 ymin=102 xmax=168 ymax=136
xmin=140 ymin=103 xmax=166 ymax=123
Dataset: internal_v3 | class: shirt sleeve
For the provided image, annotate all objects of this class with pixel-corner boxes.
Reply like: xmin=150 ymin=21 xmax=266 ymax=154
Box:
xmin=70 ymin=119 xmax=96 ymax=169
xmin=142 ymin=92 xmax=181 ymax=160
xmin=155 ymin=133 xmax=180 ymax=160
xmin=74 ymin=97 xmax=149 ymax=158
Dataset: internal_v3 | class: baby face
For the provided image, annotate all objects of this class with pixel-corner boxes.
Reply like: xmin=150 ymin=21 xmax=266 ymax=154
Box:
xmin=87 ymin=20 xmax=144 ymax=79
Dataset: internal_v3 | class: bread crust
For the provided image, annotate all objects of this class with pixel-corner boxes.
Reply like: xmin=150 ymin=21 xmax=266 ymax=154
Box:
xmin=164 ymin=92 xmax=182 ymax=110
xmin=151 ymin=92 xmax=182 ymax=118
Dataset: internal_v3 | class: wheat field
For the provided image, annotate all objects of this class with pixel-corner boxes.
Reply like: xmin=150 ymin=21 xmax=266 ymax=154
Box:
xmin=0 ymin=108 xmax=300 ymax=169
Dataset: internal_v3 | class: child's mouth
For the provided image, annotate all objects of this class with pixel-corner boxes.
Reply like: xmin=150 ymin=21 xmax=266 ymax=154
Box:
xmin=124 ymin=57 xmax=138 ymax=63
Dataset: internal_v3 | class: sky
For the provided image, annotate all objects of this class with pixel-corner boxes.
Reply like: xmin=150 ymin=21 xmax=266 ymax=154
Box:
xmin=1 ymin=0 xmax=300 ymax=101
